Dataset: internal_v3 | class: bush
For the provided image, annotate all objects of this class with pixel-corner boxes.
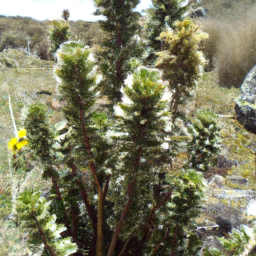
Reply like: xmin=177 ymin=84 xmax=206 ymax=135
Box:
xmin=49 ymin=19 xmax=71 ymax=54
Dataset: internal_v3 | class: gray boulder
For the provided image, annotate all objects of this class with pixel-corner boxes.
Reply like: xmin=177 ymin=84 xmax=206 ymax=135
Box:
xmin=235 ymin=64 xmax=256 ymax=134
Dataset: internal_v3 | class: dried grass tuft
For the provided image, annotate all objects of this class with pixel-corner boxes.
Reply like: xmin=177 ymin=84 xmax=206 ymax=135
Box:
xmin=201 ymin=2 xmax=256 ymax=87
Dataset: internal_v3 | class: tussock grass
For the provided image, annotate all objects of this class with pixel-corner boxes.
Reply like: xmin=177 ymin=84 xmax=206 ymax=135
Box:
xmin=199 ymin=1 xmax=256 ymax=87
xmin=196 ymin=0 xmax=253 ymax=19
xmin=188 ymin=72 xmax=240 ymax=115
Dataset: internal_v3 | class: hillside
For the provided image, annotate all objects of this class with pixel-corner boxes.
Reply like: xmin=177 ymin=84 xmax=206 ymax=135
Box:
xmin=0 ymin=15 xmax=102 ymax=60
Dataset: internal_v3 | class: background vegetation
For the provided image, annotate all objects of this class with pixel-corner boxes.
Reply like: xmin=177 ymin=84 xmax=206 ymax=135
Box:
xmin=0 ymin=16 xmax=103 ymax=60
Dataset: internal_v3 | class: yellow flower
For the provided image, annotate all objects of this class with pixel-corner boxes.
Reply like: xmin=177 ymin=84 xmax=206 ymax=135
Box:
xmin=18 ymin=129 xmax=26 ymax=138
xmin=8 ymin=129 xmax=28 ymax=151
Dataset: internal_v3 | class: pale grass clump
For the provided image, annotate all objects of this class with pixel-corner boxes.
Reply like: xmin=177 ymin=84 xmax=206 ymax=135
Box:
xmin=201 ymin=3 xmax=256 ymax=88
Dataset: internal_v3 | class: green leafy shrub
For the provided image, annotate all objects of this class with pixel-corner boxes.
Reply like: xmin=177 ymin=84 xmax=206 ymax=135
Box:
xmin=49 ymin=19 xmax=71 ymax=54
xmin=156 ymin=19 xmax=208 ymax=120
xmin=5 ymin=2 xmax=214 ymax=255
xmin=94 ymin=0 xmax=144 ymax=104
xmin=144 ymin=0 xmax=189 ymax=64
xmin=5 ymin=40 xmax=207 ymax=255
xmin=17 ymin=190 xmax=77 ymax=256
xmin=203 ymin=226 xmax=252 ymax=256
xmin=187 ymin=109 xmax=221 ymax=172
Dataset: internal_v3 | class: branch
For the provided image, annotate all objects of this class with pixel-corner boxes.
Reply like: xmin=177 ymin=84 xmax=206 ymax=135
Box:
xmin=71 ymin=206 xmax=79 ymax=243
xmin=107 ymin=176 xmax=136 ymax=256
xmin=33 ymin=211 xmax=57 ymax=256
xmin=103 ymin=175 xmax=111 ymax=200
xmin=151 ymin=229 xmax=169 ymax=256
xmin=107 ymin=123 xmax=144 ymax=256
xmin=50 ymin=174 xmax=73 ymax=238
xmin=117 ymin=237 xmax=131 ymax=256
xmin=68 ymin=159 xmax=98 ymax=231
xmin=170 ymin=225 xmax=179 ymax=256
xmin=79 ymin=107 xmax=101 ymax=193
xmin=134 ymin=191 xmax=172 ymax=256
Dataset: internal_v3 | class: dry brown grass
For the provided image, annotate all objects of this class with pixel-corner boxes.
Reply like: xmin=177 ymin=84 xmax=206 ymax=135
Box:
xmin=198 ymin=1 xmax=256 ymax=87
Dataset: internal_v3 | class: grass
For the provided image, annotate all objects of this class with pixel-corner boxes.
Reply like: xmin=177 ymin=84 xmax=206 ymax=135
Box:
xmin=0 ymin=67 xmax=61 ymax=171
xmin=197 ymin=0 xmax=256 ymax=88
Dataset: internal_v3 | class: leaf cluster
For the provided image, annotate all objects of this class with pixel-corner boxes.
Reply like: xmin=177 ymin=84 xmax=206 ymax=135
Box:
xmin=49 ymin=19 xmax=71 ymax=53
xmin=187 ymin=109 xmax=221 ymax=172
xmin=17 ymin=190 xmax=77 ymax=256
xmin=144 ymin=0 xmax=189 ymax=64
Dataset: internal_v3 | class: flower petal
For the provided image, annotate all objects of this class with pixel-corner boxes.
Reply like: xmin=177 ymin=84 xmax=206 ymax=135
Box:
xmin=18 ymin=129 xmax=26 ymax=138
xmin=16 ymin=140 xmax=28 ymax=150
xmin=8 ymin=138 xmax=18 ymax=151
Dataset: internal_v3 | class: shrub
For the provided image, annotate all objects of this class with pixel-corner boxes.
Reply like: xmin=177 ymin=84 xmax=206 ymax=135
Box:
xmin=7 ymin=38 xmax=208 ymax=255
xmin=49 ymin=19 xmax=71 ymax=54
xmin=156 ymin=19 xmax=208 ymax=120
xmin=94 ymin=0 xmax=144 ymax=104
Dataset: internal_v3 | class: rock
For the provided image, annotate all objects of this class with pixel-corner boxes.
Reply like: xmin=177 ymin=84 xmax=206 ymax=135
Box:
xmin=229 ymin=177 xmax=248 ymax=185
xmin=204 ymin=167 xmax=230 ymax=180
xmin=206 ymin=202 xmax=244 ymax=229
xmin=217 ymin=155 xmax=237 ymax=168
xmin=190 ymin=7 xmax=208 ymax=19
xmin=215 ymin=217 xmax=232 ymax=233
xmin=36 ymin=90 xmax=52 ymax=96
xmin=3 ymin=213 xmax=15 ymax=221
xmin=235 ymin=64 xmax=256 ymax=134
xmin=213 ymin=189 xmax=254 ymax=200
xmin=247 ymin=199 xmax=256 ymax=216
xmin=209 ymin=175 xmax=225 ymax=188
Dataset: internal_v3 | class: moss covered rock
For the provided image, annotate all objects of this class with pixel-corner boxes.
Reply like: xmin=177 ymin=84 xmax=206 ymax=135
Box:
xmin=235 ymin=64 xmax=256 ymax=134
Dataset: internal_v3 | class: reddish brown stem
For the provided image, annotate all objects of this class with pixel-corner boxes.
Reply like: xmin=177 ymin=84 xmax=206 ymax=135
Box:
xmin=107 ymin=144 xmax=142 ymax=256
xmin=107 ymin=180 xmax=135 ymax=256
xmin=71 ymin=207 xmax=79 ymax=243
xmin=115 ymin=26 xmax=123 ymax=102
xmin=78 ymin=103 xmax=105 ymax=256
xmin=134 ymin=191 xmax=172 ymax=256
xmin=95 ymin=175 xmax=111 ymax=256
xmin=151 ymin=229 xmax=169 ymax=256
xmin=103 ymin=175 xmax=111 ymax=200
xmin=116 ymin=56 xmax=123 ymax=102
xmin=81 ymin=189 xmax=98 ymax=231
xmin=117 ymin=27 xmax=122 ymax=50
xmin=50 ymin=175 xmax=73 ymax=238
xmin=170 ymin=225 xmax=179 ymax=256
xmin=68 ymin=160 xmax=98 ymax=232
xmin=33 ymin=211 xmax=57 ymax=256
xmin=96 ymin=194 xmax=105 ymax=256
xmin=79 ymin=107 xmax=101 ymax=193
